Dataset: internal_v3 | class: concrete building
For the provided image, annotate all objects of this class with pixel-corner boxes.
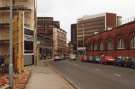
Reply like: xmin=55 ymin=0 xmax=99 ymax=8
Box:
xmin=37 ymin=17 xmax=67 ymax=59
xmin=53 ymin=27 xmax=67 ymax=56
xmin=71 ymin=24 xmax=77 ymax=53
xmin=77 ymin=13 xmax=122 ymax=48
xmin=0 ymin=0 xmax=36 ymax=73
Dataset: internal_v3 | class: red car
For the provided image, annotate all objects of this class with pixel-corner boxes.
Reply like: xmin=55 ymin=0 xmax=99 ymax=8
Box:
xmin=80 ymin=55 xmax=87 ymax=62
xmin=100 ymin=56 xmax=115 ymax=65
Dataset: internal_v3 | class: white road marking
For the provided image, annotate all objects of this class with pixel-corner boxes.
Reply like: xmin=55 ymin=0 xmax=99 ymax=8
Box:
xmin=114 ymin=73 xmax=121 ymax=77
xmin=95 ymin=68 xmax=101 ymax=71
xmin=74 ymin=63 xmax=79 ymax=67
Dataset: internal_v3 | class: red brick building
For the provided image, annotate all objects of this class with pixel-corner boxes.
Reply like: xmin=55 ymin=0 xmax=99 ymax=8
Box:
xmin=85 ymin=21 xmax=135 ymax=58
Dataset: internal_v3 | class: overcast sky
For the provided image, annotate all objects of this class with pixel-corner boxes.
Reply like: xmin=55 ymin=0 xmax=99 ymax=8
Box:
xmin=37 ymin=0 xmax=135 ymax=41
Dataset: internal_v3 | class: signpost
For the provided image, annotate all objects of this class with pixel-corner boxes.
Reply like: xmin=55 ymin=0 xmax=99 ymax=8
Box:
xmin=77 ymin=47 xmax=86 ymax=55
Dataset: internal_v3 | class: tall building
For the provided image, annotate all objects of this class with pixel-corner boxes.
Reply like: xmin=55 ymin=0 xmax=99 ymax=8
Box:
xmin=37 ymin=17 xmax=67 ymax=59
xmin=0 ymin=0 xmax=36 ymax=73
xmin=71 ymin=24 xmax=77 ymax=53
xmin=53 ymin=28 xmax=67 ymax=56
xmin=77 ymin=13 xmax=121 ymax=48
xmin=37 ymin=17 xmax=54 ymax=59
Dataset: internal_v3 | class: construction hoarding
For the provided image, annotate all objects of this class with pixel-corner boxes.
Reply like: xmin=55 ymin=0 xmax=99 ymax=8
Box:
xmin=13 ymin=11 xmax=24 ymax=73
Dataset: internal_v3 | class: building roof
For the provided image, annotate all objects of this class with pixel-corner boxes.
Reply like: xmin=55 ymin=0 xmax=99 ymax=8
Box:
xmin=78 ymin=12 xmax=116 ymax=21
xmin=86 ymin=20 xmax=135 ymax=41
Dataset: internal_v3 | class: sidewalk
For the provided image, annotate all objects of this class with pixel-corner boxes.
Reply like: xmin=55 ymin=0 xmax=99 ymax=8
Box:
xmin=25 ymin=62 xmax=74 ymax=89
xmin=14 ymin=70 xmax=31 ymax=89
xmin=0 ymin=69 xmax=31 ymax=89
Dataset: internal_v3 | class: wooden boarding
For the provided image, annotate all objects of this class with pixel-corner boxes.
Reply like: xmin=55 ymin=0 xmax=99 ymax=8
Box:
xmin=13 ymin=11 xmax=24 ymax=73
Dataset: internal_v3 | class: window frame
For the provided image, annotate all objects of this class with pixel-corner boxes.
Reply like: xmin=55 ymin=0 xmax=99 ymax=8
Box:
xmin=117 ymin=38 xmax=125 ymax=49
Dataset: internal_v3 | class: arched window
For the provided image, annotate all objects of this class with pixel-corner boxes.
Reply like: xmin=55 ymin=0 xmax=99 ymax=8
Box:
xmin=90 ymin=44 xmax=93 ymax=51
xmin=94 ymin=43 xmax=98 ymax=51
xmin=88 ymin=42 xmax=91 ymax=50
xmin=117 ymin=39 xmax=125 ymax=49
xmin=99 ymin=42 xmax=104 ymax=51
xmin=107 ymin=40 xmax=113 ymax=50
xmin=131 ymin=36 xmax=135 ymax=49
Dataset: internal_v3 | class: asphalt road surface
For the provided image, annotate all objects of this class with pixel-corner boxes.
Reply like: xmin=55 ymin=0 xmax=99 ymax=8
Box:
xmin=50 ymin=60 xmax=135 ymax=89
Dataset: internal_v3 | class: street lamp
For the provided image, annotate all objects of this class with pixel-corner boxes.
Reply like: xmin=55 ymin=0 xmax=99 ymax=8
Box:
xmin=36 ymin=41 xmax=40 ymax=65
xmin=9 ymin=0 xmax=14 ymax=88
xmin=83 ymin=23 xmax=85 ymax=52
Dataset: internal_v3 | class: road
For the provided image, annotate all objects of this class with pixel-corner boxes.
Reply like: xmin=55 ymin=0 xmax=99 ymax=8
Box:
xmin=50 ymin=60 xmax=135 ymax=89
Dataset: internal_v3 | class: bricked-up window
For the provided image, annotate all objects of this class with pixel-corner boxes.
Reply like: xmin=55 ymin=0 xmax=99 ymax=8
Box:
xmin=107 ymin=40 xmax=113 ymax=50
xmin=131 ymin=36 xmax=135 ymax=49
xmin=117 ymin=39 xmax=125 ymax=49
xmin=99 ymin=42 xmax=104 ymax=51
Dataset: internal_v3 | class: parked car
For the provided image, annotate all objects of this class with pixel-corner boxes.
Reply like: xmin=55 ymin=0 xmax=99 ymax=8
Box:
xmin=69 ymin=54 xmax=76 ymax=60
xmin=87 ymin=56 xmax=93 ymax=62
xmin=114 ymin=56 xmax=125 ymax=66
xmin=131 ymin=58 xmax=135 ymax=69
xmin=93 ymin=56 xmax=101 ymax=63
xmin=80 ymin=55 xmax=87 ymax=62
xmin=123 ymin=57 xmax=133 ymax=67
xmin=53 ymin=56 xmax=61 ymax=61
xmin=100 ymin=56 xmax=115 ymax=65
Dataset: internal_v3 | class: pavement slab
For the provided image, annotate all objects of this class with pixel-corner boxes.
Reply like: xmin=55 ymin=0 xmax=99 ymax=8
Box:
xmin=25 ymin=65 xmax=74 ymax=89
xmin=14 ymin=70 xmax=31 ymax=89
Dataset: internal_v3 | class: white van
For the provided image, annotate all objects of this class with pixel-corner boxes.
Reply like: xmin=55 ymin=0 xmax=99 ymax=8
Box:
xmin=70 ymin=54 xmax=76 ymax=60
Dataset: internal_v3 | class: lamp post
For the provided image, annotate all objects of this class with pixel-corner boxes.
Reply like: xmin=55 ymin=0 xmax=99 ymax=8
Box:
xmin=36 ymin=41 xmax=40 ymax=65
xmin=83 ymin=23 xmax=86 ymax=56
xmin=83 ymin=23 xmax=85 ymax=53
xmin=9 ymin=0 xmax=14 ymax=88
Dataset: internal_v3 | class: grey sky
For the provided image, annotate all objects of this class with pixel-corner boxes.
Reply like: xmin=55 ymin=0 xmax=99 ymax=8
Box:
xmin=37 ymin=0 xmax=135 ymax=41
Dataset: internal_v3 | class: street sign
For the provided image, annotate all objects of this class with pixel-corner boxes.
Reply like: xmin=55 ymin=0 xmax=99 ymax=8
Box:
xmin=77 ymin=47 xmax=86 ymax=50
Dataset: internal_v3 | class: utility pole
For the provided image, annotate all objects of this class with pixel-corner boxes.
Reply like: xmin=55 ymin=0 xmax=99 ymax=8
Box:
xmin=76 ymin=23 xmax=78 ymax=58
xmin=34 ymin=0 xmax=37 ymax=65
xmin=83 ymin=23 xmax=85 ymax=55
xmin=83 ymin=23 xmax=85 ymax=51
xmin=9 ymin=0 xmax=14 ymax=88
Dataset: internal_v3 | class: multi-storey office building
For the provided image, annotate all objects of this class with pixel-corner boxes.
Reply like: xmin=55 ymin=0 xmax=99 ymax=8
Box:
xmin=0 ymin=0 xmax=36 ymax=73
xmin=37 ymin=17 xmax=54 ymax=59
xmin=77 ymin=13 xmax=121 ymax=48
xmin=71 ymin=24 xmax=77 ymax=53
xmin=37 ymin=17 xmax=67 ymax=59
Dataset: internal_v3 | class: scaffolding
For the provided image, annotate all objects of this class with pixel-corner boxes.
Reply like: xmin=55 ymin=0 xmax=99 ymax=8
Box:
xmin=0 ymin=0 xmax=36 ymax=73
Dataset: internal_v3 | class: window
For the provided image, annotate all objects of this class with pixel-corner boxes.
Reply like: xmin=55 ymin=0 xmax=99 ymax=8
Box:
xmin=88 ymin=42 xmax=91 ymax=50
xmin=90 ymin=43 xmax=93 ymax=51
xmin=131 ymin=36 xmax=135 ymax=49
xmin=117 ymin=39 xmax=125 ymax=49
xmin=107 ymin=40 xmax=113 ymax=50
xmin=99 ymin=42 xmax=104 ymax=51
xmin=94 ymin=43 xmax=98 ymax=51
